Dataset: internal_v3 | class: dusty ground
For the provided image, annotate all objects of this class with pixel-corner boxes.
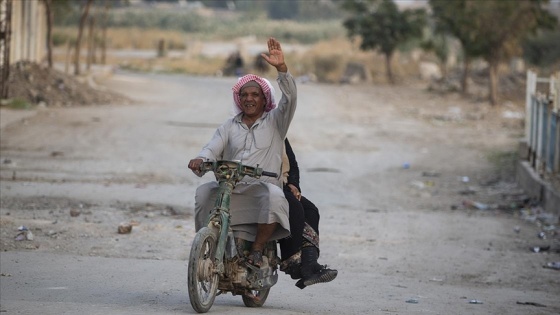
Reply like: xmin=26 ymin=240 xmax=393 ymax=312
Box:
xmin=1 ymin=66 xmax=559 ymax=314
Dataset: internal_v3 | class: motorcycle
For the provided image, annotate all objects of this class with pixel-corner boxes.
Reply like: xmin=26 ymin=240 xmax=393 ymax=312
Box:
xmin=187 ymin=160 xmax=280 ymax=313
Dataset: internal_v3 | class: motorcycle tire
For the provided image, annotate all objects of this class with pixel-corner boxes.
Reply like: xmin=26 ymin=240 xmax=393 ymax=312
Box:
xmin=188 ymin=227 xmax=220 ymax=313
xmin=242 ymin=288 xmax=271 ymax=307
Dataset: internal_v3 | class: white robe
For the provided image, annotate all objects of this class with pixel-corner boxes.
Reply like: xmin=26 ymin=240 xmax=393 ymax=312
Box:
xmin=194 ymin=72 xmax=297 ymax=241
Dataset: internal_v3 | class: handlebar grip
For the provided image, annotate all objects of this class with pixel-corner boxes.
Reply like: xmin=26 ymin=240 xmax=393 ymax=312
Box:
xmin=261 ymin=171 xmax=278 ymax=178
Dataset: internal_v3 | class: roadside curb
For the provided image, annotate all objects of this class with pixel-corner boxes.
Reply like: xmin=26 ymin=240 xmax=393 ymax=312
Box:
xmin=516 ymin=160 xmax=560 ymax=217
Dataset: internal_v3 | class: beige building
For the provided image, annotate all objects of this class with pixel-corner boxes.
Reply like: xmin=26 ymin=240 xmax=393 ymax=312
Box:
xmin=1 ymin=0 xmax=47 ymax=66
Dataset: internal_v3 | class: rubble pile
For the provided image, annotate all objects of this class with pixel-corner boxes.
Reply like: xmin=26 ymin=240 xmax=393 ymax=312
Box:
xmin=3 ymin=61 xmax=130 ymax=106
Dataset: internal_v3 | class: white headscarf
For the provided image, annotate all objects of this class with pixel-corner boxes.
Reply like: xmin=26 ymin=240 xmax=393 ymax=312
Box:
xmin=231 ymin=74 xmax=277 ymax=115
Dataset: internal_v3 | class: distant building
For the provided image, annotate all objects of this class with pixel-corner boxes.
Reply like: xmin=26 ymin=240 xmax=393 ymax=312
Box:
xmin=1 ymin=0 xmax=47 ymax=66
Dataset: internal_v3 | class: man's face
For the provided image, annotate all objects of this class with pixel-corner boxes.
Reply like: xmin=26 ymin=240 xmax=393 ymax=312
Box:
xmin=239 ymin=86 xmax=266 ymax=118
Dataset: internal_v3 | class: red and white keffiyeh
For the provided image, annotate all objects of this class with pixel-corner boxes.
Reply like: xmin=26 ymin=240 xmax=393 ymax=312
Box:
xmin=232 ymin=74 xmax=276 ymax=114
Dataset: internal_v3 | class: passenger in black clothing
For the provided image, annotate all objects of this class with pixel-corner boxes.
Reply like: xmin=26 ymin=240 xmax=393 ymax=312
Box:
xmin=279 ymin=138 xmax=338 ymax=289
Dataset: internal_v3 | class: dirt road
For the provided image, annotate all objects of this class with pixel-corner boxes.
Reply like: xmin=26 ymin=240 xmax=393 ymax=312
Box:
xmin=1 ymin=70 xmax=559 ymax=314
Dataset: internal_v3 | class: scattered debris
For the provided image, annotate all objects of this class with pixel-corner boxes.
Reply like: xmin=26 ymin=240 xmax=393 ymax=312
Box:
xmin=458 ymin=187 xmax=477 ymax=195
xmin=462 ymin=200 xmax=489 ymax=210
xmin=117 ymin=222 xmax=133 ymax=234
xmin=421 ymin=171 xmax=440 ymax=177
xmin=468 ymin=299 xmax=483 ymax=304
xmin=70 ymin=208 xmax=81 ymax=217
xmin=516 ymin=301 xmax=546 ymax=307
xmin=405 ymin=298 xmax=419 ymax=304
xmin=531 ymin=246 xmax=550 ymax=253
xmin=14 ymin=226 xmax=34 ymax=241
xmin=160 ymin=206 xmax=178 ymax=216
xmin=543 ymin=262 xmax=560 ymax=270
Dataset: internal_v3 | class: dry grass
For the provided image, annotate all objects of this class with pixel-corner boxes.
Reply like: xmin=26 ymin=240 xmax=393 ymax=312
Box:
xmin=53 ymin=26 xmax=428 ymax=83
xmin=55 ymin=27 xmax=188 ymax=50
xmin=298 ymin=38 xmax=423 ymax=84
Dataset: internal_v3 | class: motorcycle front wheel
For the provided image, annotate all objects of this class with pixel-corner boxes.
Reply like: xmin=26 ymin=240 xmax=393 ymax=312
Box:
xmin=242 ymin=288 xmax=270 ymax=307
xmin=188 ymin=227 xmax=219 ymax=313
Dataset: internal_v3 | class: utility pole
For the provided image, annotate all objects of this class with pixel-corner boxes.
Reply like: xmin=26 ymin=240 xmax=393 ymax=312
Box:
xmin=0 ymin=0 xmax=12 ymax=99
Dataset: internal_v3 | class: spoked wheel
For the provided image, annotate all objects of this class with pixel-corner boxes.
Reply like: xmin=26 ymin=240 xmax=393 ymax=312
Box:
xmin=188 ymin=227 xmax=219 ymax=313
xmin=242 ymin=288 xmax=271 ymax=307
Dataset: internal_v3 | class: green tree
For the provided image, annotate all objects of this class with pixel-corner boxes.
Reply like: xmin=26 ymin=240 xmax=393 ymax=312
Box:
xmin=430 ymin=0 xmax=557 ymax=105
xmin=523 ymin=30 xmax=560 ymax=70
xmin=342 ymin=0 xmax=427 ymax=84
xmin=429 ymin=0 xmax=485 ymax=94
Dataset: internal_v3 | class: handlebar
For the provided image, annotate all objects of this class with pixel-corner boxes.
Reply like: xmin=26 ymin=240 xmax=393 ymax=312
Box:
xmin=261 ymin=171 xmax=277 ymax=178
xmin=198 ymin=160 xmax=277 ymax=181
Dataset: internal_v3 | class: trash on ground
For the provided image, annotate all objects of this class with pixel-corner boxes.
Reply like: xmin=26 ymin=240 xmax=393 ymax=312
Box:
xmin=421 ymin=171 xmax=440 ymax=177
xmin=462 ymin=200 xmax=489 ymax=210
xmin=117 ymin=222 xmax=133 ymax=234
xmin=543 ymin=261 xmax=560 ymax=270
xmin=468 ymin=299 xmax=483 ymax=304
xmin=70 ymin=208 xmax=81 ymax=217
xmin=516 ymin=301 xmax=546 ymax=307
xmin=410 ymin=180 xmax=425 ymax=189
xmin=15 ymin=226 xmax=34 ymax=241
xmin=405 ymin=298 xmax=419 ymax=304
xmin=15 ymin=228 xmax=33 ymax=241
xmin=531 ymin=245 xmax=550 ymax=253
xmin=14 ymin=233 xmax=26 ymax=241
xmin=459 ymin=187 xmax=477 ymax=195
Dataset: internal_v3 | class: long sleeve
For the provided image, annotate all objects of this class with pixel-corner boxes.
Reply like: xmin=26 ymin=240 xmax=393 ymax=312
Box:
xmin=197 ymin=123 xmax=227 ymax=161
xmin=285 ymin=138 xmax=301 ymax=193
xmin=273 ymin=72 xmax=297 ymax=139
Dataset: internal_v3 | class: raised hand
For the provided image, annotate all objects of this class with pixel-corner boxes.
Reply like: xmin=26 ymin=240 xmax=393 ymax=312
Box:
xmin=261 ymin=37 xmax=287 ymax=72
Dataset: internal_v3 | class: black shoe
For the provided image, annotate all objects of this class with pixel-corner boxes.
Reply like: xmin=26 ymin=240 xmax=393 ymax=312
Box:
xmin=295 ymin=265 xmax=338 ymax=289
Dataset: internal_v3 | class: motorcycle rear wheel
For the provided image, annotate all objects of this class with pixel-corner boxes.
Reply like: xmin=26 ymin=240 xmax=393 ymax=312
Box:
xmin=242 ymin=288 xmax=270 ymax=307
xmin=188 ymin=227 xmax=219 ymax=313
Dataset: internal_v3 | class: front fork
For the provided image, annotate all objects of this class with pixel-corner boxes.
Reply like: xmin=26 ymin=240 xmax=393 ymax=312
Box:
xmin=208 ymin=181 xmax=234 ymax=275
xmin=213 ymin=211 xmax=231 ymax=274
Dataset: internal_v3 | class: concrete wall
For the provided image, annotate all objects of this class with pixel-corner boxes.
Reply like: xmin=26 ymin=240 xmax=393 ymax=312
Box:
xmin=517 ymin=158 xmax=560 ymax=217
xmin=9 ymin=0 xmax=47 ymax=64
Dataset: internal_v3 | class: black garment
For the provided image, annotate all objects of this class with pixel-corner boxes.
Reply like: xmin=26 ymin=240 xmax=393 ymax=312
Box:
xmin=284 ymin=138 xmax=300 ymax=193
xmin=285 ymin=138 xmax=319 ymax=233
xmin=278 ymin=138 xmax=321 ymax=261
xmin=300 ymin=196 xmax=320 ymax=235
xmin=281 ymin=138 xmax=337 ymax=288
xmin=279 ymin=189 xmax=305 ymax=261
